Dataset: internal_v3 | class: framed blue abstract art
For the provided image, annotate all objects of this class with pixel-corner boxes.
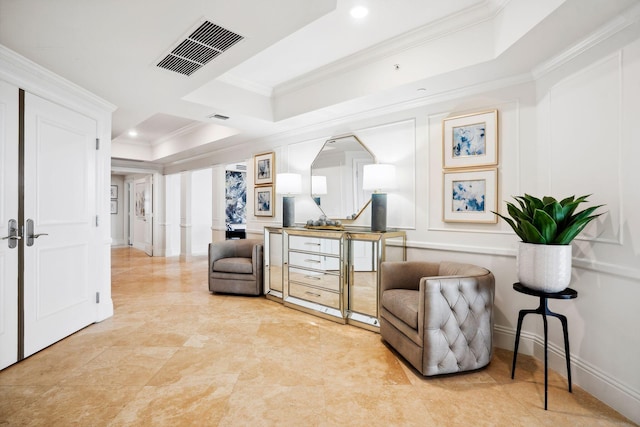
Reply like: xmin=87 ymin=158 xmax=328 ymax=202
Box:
xmin=443 ymin=110 xmax=498 ymax=169
xmin=254 ymin=151 xmax=275 ymax=185
xmin=443 ymin=168 xmax=497 ymax=223
xmin=225 ymin=171 xmax=246 ymax=225
xmin=254 ymin=186 xmax=274 ymax=217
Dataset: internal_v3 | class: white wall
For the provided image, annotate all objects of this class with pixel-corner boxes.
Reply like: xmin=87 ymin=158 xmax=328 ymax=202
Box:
xmin=143 ymin=13 xmax=640 ymax=423
xmin=190 ymin=168 xmax=213 ymax=255
xmin=164 ymin=173 xmax=181 ymax=257
xmin=225 ymin=34 xmax=640 ymax=423
xmin=109 ymin=175 xmax=125 ymax=246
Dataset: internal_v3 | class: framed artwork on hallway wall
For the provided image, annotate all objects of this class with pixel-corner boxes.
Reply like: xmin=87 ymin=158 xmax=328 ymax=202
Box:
xmin=442 ymin=110 xmax=498 ymax=169
xmin=110 ymin=185 xmax=118 ymax=199
xmin=443 ymin=168 xmax=498 ymax=223
xmin=254 ymin=186 xmax=274 ymax=217
xmin=254 ymin=152 xmax=275 ymax=185
xmin=110 ymin=200 xmax=118 ymax=215
xmin=135 ymin=182 xmax=146 ymax=218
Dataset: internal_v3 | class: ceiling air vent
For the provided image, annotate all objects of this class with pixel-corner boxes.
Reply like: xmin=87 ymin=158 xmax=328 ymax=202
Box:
xmin=157 ymin=20 xmax=244 ymax=76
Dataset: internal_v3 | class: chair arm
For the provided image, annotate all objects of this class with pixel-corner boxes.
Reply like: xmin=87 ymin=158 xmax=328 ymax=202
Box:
xmin=252 ymin=243 xmax=264 ymax=276
xmin=419 ymin=272 xmax=495 ymax=375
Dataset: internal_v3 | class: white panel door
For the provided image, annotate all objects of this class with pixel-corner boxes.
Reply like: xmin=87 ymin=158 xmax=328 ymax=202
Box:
xmin=133 ymin=176 xmax=153 ymax=256
xmin=143 ymin=175 xmax=153 ymax=256
xmin=23 ymin=92 xmax=97 ymax=357
xmin=0 ymin=81 xmax=19 ymax=370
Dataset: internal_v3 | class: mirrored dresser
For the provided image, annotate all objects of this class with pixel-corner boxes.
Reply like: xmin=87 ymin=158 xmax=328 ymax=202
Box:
xmin=264 ymin=226 xmax=406 ymax=331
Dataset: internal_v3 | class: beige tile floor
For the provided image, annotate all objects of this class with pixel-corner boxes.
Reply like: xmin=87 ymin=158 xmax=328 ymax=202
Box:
xmin=0 ymin=247 xmax=636 ymax=426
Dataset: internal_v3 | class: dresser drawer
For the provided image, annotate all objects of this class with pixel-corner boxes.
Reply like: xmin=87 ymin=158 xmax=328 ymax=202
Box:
xmin=288 ymin=235 xmax=340 ymax=255
xmin=288 ymin=251 xmax=340 ymax=271
xmin=288 ymin=267 xmax=340 ymax=292
xmin=288 ymin=282 xmax=340 ymax=309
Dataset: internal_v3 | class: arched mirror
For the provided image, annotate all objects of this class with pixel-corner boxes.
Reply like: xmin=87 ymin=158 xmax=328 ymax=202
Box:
xmin=310 ymin=134 xmax=375 ymax=219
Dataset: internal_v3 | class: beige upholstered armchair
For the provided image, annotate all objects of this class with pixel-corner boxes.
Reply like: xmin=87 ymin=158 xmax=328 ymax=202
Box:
xmin=379 ymin=261 xmax=495 ymax=376
xmin=208 ymin=239 xmax=264 ymax=296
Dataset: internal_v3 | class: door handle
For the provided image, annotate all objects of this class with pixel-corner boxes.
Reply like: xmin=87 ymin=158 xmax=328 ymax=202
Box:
xmin=2 ymin=219 xmax=21 ymax=249
xmin=25 ymin=219 xmax=48 ymax=247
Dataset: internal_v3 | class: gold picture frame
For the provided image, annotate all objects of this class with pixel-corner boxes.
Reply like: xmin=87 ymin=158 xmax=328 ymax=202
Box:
xmin=254 ymin=186 xmax=274 ymax=217
xmin=443 ymin=168 xmax=498 ymax=223
xmin=254 ymin=152 xmax=275 ymax=186
xmin=443 ymin=110 xmax=498 ymax=169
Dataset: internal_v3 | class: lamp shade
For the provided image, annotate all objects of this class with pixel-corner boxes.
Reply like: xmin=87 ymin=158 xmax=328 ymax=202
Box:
xmin=363 ymin=164 xmax=396 ymax=192
xmin=311 ymin=175 xmax=327 ymax=195
xmin=276 ymin=173 xmax=302 ymax=195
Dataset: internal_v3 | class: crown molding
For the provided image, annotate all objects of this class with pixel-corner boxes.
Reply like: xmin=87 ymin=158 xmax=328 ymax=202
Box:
xmin=216 ymin=73 xmax=273 ymax=97
xmin=163 ymin=69 xmax=533 ymax=173
xmin=532 ymin=1 xmax=640 ymax=80
xmin=0 ymin=44 xmax=116 ymax=113
xmin=112 ymin=137 xmax=151 ymax=148
xmin=150 ymin=121 xmax=209 ymax=147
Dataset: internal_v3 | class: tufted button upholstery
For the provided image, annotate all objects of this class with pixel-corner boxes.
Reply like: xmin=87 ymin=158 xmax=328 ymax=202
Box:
xmin=380 ymin=261 xmax=494 ymax=376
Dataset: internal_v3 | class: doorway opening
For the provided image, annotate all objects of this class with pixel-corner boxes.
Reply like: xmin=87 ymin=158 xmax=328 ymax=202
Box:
xmin=225 ymin=162 xmax=247 ymax=239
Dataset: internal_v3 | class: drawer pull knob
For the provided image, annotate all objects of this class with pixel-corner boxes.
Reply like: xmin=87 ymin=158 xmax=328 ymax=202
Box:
xmin=304 ymin=275 xmax=322 ymax=280
xmin=304 ymin=259 xmax=321 ymax=263
xmin=305 ymin=291 xmax=321 ymax=298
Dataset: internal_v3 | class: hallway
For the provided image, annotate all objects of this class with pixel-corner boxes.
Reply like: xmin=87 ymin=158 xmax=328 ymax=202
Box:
xmin=0 ymin=247 xmax=635 ymax=426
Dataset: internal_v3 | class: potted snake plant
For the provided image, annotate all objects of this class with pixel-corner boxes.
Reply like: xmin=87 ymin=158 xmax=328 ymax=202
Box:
xmin=494 ymin=194 xmax=605 ymax=292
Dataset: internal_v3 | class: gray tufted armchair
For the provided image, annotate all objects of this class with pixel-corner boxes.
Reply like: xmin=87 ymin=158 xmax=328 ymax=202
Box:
xmin=208 ymin=239 xmax=264 ymax=296
xmin=379 ymin=261 xmax=495 ymax=376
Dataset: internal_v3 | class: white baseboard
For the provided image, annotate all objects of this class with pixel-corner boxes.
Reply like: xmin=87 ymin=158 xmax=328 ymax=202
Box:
xmin=494 ymin=325 xmax=640 ymax=424
xmin=110 ymin=239 xmax=127 ymax=247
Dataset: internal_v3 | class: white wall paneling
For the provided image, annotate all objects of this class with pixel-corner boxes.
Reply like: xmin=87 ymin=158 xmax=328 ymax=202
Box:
xmin=179 ymin=172 xmax=192 ymax=257
xmin=547 ymin=52 xmax=622 ymax=245
xmin=224 ymin=36 xmax=640 ymax=422
xmin=110 ymin=175 xmax=125 ymax=246
xmin=211 ymin=165 xmax=227 ymax=242
xmin=356 ymin=119 xmax=416 ymax=230
xmin=119 ymin=17 xmax=640 ymax=422
xmin=164 ymin=173 xmax=181 ymax=257
xmin=190 ymin=168 xmax=213 ymax=256
xmin=283 ymin=120 xmax=416 ymax=230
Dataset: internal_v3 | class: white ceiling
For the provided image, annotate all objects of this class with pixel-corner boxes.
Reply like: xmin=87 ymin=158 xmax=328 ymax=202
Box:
xmin=1 ymin=0 xmax=639 ymax=167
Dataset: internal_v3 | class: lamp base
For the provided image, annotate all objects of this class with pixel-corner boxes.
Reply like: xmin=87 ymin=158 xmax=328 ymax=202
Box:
xmin=371 ymin=193 xmax=387 ymax=232
xmin=283 ymin=196 xmax=295 ymax=227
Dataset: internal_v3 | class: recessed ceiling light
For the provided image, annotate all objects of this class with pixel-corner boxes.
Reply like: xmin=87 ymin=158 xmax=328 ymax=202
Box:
xmin=128 ymin=130 xmax=138 ymax=137
xmin=350 ymin=6 xmax=369 ymax=19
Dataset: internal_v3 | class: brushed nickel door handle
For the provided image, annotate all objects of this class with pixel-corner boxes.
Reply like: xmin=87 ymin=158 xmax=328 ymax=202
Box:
xmin=25 ymin=219 xmax=48 ymax=247
xmin=2 ymin=219 xmax=21 ymax=249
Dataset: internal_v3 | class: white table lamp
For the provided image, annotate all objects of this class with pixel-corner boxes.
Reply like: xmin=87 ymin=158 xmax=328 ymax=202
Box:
xmin=363 ymin=164 xmax=396 ymax=232
xmin=311 ymin=175 xmax=327 ymax=206
xmin=276 ymin=173 xmax=301 ymax=227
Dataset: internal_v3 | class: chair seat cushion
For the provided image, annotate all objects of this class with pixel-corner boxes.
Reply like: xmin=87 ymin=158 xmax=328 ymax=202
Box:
xmin=213 ymin=257 xmax=253 ymax=274
xmin=381 ymin=289 xmax=419 ymax=330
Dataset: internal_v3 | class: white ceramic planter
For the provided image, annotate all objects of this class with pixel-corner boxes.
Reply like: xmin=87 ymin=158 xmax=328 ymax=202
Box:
xmin=516 ymin=242 xmax=572 ymax=293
